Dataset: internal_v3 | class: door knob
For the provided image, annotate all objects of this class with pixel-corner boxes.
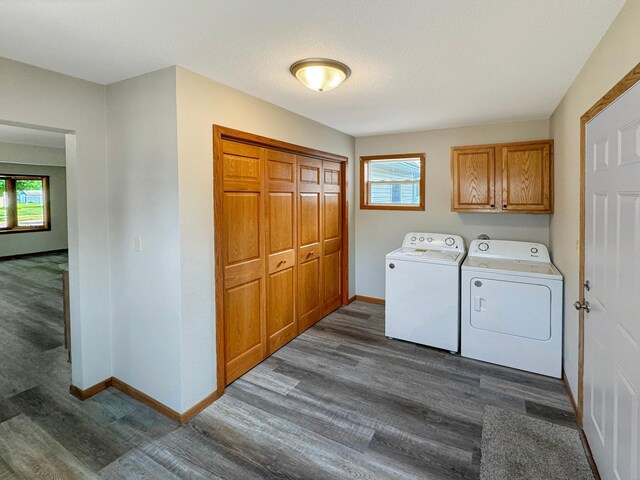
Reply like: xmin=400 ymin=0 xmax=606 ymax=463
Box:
xmin=574 ymin=300 xmax=590 ymax=313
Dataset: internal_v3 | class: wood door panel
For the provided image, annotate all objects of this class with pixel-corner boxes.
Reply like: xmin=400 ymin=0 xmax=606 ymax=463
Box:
xmin=265 ymin=148 xmax=298 ymax=355
xmin=268 ymin=249 xmax=295 ymax=274
xmin=299 ymin=193 xmax=320 ymax=247
xmin=224 ymin=192 xmax=260 ymax=265
xmin=502 ymin=143 xmax=551 ymax=212
xmin=267 ymin=267 xmax=296 ymax=353
xmin=268 ymin=192 xmax=295 ymax=253
xmin=323 ymin=192 xmax=340 ymax=240
xmin=300 ymin=164 xmax=321 ymax=185
xmin=323 ymin=250 xmax=341 ymax=312
xmin=451 ymin=147 xmax=495 ymax=210
xmin=224 ymin=279 xmax=264 ymax=382
xmin=298 ymin=257 xmax=322 ymax=331
xmin=222 ymin=140 xmax=262 ymax=191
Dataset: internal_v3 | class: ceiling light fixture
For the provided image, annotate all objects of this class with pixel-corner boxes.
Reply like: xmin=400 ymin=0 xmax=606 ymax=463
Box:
xmin=290 ymin=58 xmax=351 ymax=92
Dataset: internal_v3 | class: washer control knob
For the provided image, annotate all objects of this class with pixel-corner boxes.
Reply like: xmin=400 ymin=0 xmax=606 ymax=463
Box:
xmin=530 ymin=247 xmax=539 ymax=254
xmin=478 ymin=242 xmax=489 ymax=251
xmin=389 ymin=263 xmax=395 ymax=269
xmin=427 ymin=237 xmax=433 ymax=243
xmin=445 ymin=237 xmax=455 ymax=246
xmin=419 ymin=236 xmax=424 ymax=242
xmin=411 ymin=236 xmax=416 ymax=241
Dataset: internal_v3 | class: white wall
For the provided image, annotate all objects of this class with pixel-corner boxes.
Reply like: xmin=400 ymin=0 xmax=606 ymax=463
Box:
xmin=106 ymin=68 xmax=183 ymax=412
xmin=175 ymin=66 xmax=355 ymax=411
xmin=549 ymin=0 xmax=640 ymax=397
xmin=0 ymin=158 xmax=68 ymax=257
xmin=355 ymin=120 xmax=551 ymax=298
xmin=0 ymin=57 xmax=111 ymax=389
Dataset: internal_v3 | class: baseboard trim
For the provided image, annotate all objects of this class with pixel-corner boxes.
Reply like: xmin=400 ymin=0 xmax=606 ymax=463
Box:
xmin=0 ymin=248 xmax=68 ymax=261
xmin=69 ymin=377 xmax=220 ymax=424
xmin=355 ymin=295 xmax=385 ymax=305
xmin=563 ymin=371 xmax=600 ymax=480
xmin=69 ymin=378 xmax=111 ymax=400
xmin=346 ymin=295 xmax=356 ymax=305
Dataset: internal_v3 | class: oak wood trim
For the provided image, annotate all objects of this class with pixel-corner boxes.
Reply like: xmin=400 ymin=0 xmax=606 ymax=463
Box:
xmin=70 ymin=377 xmax=220 ymax=424
xmin=355 ymin=295 xmax=385 ymax=305
xmin=577 ymin=62 xmax=640 ymax=428
xmin=69 ymin=378 xmax=112 ymax=400
xmin=215 ymin=125 xmax=347 ymax=163
xmin=213 ymin=125 xmax=350 ymax=399
xmin=0 ymin=174 xmax=51 ymax=234
xmin=346 ymin=295 xmax=356 ymax=305
xmin=360 ymin=153 xmax=426 ymax=211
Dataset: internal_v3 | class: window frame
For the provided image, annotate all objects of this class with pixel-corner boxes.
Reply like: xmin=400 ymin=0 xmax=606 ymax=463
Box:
xmin=0 ymin=174 xmax=51 ymax=234
xmin=360 ymin=153 xmax=426 ymax=211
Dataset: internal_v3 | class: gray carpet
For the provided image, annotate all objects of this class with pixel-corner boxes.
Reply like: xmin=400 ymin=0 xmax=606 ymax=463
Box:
xmin=480 ymin=405 xmax=594 ymax=480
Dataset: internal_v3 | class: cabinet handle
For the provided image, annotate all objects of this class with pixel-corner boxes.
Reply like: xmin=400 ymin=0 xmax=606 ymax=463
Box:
xmin=490 ymin=204 xmax=495 ymax=208
xmin=307 ymin=252 xmax=313 ymax=258
xmin=277 ymin=260 xmax=287 ymax=266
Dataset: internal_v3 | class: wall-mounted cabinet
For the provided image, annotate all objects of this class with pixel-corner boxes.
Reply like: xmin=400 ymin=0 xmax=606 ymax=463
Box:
xmin=451 ymin=140 xmax=553 ymax=213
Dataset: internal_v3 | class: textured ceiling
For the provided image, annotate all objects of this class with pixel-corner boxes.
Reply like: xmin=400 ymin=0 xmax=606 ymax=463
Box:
xmin=0 ymin=0 xmax=626 ymax=136
xmin=0 ymin=124 xmax=66 ymax=149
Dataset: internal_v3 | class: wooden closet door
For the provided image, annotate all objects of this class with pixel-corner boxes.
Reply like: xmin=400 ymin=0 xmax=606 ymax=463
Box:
xmin=265 ymin=149 xmax=297 ymax=354
xmin=220 ymin=140 xmax=266 ymax=384
xmin=451 ymin=147 xmax=496 ymax=211
xmin=501 ymin=142 xmax=552 ymax=212
xmin=297 ymin=156 xmax=323 ymax=332
xmin=322 ymin=161 xmax=342 ymax=314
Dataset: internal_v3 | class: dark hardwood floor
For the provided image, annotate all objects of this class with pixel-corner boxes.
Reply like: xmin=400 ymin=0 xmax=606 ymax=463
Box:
xmin=0 ymin=253 xmax=579 ymax=479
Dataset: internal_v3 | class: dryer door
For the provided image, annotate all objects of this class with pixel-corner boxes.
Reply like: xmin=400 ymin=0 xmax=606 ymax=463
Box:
xmin=469 ymin=277 xmax=551 ymax=340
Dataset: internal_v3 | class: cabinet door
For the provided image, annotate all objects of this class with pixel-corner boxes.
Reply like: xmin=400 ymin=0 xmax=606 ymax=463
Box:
xmin=297 ymin=156 xmax=323 ymax=332
xmin=501 ymin=142 xmax=552 ymax=212
xmin=322 ymin=161 xmax=342 ymax=314
xmin=451 ymin=147 xmax=496 ymax=211
xmin=265 ymin=149 xmax=297 ymax=354
xmin=221 ymin=140 xmax=266 ymax=384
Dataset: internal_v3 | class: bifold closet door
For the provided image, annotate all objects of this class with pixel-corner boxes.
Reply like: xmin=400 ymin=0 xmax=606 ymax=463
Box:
xmin=297 ymin=156 xmax=323 ymax=332
xmin=322 ymin=161 xmax=343 ymax=314
xmin=265 ymin=149 xmax=298 ymax=354
xmin=220 ymin=140 xmax=266 ymax=384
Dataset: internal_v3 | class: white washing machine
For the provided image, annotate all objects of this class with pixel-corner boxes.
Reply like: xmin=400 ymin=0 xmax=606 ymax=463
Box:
xmin=461 ymin=240 xmax=563 ymax=378
xmin=385 ymin=232 xmax=465 ymax=352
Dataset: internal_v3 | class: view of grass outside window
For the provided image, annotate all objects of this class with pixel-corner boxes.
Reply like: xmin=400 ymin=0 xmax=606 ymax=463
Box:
xmin=360 ymin=153 xmax=425 ymax=210
xmin=0 ymin=175 xmax=49 ymax=233
xmin=0 ymin=179 xmax=6 ymax=228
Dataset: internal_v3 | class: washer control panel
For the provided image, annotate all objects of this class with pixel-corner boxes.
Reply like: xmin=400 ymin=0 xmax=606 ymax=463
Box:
xmin=467 ymin=239 xmax=550 ymax=262
xmin=402 ymin=233 xmax=465 ymax=251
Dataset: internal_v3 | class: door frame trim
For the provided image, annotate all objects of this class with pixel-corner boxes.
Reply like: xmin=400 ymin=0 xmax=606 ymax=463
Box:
xmin=212 ymin=125 xmax=350 ymax=396
xmin=578 ymin=62 xmax=640 ymax=426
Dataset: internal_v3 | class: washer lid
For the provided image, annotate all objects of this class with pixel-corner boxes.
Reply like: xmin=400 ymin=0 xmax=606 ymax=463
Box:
xmin=386 ymin=247 xmax=463 ymax=265
xmin=463 ymin=256 xmax=563 ymax=280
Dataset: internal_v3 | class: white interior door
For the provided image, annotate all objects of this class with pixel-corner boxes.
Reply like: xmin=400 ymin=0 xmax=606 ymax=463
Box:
xmin=584 ymin=78 xmax=640 ymax=480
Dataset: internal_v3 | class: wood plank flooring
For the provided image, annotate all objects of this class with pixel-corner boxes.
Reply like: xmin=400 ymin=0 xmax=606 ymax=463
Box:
xmin=0 ymin=253 xmax=581 ymax=479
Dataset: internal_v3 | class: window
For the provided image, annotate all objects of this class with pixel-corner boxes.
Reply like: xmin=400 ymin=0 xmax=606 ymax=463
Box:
xmin=360 ymin=153 xmax=425 ymax=210
xmin=0 ymin=175 xmax=50 ymax=234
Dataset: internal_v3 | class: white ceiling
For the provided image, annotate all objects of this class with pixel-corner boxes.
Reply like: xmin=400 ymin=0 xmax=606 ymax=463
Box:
xmin=0 ymin=1 xmax=626 ymax=136
xmin=0 ymin=124 xmax=66 ymax=149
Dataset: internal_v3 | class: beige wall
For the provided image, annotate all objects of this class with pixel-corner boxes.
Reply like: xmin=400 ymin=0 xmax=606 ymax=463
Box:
xmin=355 ymin=120 xmax=551 ymax=299
xmin=549 ymin=0 xmax=640 ymax=397
xmin=176 ymin=66 xmax=355 ymax=411
xmin=0 ymin=160 xmax=67 ymax=257
xmin=0 ymin=142 xmax=65 ymax=167
xmin=106 ymin=68 xmax=183 ymax=412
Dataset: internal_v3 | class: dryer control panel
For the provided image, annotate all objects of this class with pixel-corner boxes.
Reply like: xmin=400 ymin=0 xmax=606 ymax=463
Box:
xmin=468 ymin=239 xmax=550 ymax=262
xmin=402 ymin=233 xmax=465 ymax=252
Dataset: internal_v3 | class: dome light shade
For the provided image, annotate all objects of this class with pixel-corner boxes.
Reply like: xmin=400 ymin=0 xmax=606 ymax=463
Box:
xmin=290 ymin=58 xmax=351 ymax=92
